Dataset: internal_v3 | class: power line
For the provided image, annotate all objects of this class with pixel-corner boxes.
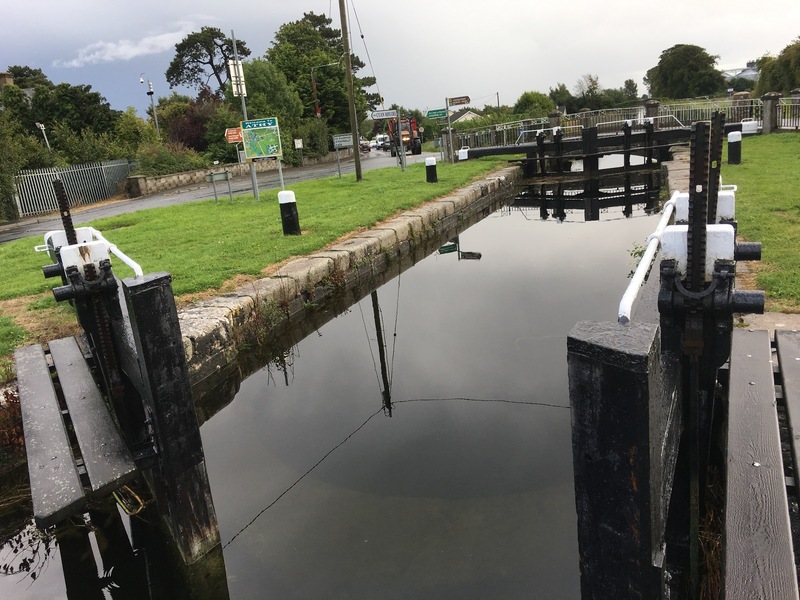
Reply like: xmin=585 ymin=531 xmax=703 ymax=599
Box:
xmin=349 ymin=0 xmax=384 ymax=107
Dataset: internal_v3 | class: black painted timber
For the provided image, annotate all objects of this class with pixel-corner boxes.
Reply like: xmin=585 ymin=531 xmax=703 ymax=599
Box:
xmin=14 ymin=344 xmax=85 ymax=528
xmin=724 ymin=329 xmax=798 ymax=599
xmin=568 ymin=320 xmax=681 ymax=599
xmin=48 ymin=336 xmax=136 ymax=498
xmin=122 ymin=272 xmax=220 ymax=564
xmin=777 ymin=330 xmax=800 ymax=498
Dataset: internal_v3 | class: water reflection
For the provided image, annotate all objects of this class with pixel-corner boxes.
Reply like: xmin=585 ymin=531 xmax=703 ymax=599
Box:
xmin=199 ymin=206 xmax=661 ymax=599
xmin=0 ymin=204 xmax=661 ymax=599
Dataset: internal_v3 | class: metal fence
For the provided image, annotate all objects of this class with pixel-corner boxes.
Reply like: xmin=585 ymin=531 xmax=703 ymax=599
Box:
xmin=659 ymin=99 xmax=763 ymax=127
xmin=451 ymin=97 xmax=799 ymax=151
xmin=779 ymin=98 xmax=800 ymax=129
xmin=14 ymin=159 xmax=134 ymax=217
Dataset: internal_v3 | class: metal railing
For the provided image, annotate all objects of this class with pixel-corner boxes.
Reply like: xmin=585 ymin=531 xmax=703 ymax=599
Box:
xmin=659 ymin=99 xmax=762 ymax=127
xmin=779 ymin=98 xmax=800 ymax=129
xmin=14 ymin=159 xmax=134 ymax=217
xmin=617 ymin=193 xmax=678 ymax=323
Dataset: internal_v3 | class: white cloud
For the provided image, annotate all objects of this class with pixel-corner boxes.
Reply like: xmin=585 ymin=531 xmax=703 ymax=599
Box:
xmin=53 ymin=22 xmax=197 ymax=68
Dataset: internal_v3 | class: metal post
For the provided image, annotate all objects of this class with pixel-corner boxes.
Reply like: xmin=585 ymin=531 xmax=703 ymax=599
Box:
xmin=231 ymin=30 xmax=260 ymax=200
xmin=338 ymin=0 xmax=362 ymax=181
xmin=446 ymin=97 xmax=454 ymax=163
xmin=147 ymin=82 xmax=160 ymax=138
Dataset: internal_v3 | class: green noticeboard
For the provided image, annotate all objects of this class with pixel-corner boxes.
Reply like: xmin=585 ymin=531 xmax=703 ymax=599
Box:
xmin=241 ymin=118 xmax=282 ymax=160
xmin=426 ymin=108 xmax=447 ymax=119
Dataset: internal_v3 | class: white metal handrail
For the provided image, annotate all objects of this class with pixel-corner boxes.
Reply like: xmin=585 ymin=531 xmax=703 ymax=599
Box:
xmin=617 ymin=193 xmax=678 ymax=323
xmin=35 ymin=227 xmax=143 ymax=277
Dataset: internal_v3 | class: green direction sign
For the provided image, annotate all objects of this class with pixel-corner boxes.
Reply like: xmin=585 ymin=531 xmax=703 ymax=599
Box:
xmin=241 ymin=118 xmax=282 ymax=160
xmin=426 ymin=108 xmax=447 ymax=119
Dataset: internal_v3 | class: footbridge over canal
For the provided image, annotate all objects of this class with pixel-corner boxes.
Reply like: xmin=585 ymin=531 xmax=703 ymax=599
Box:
xmin=466 ymin=119 xmax=696 ymax=221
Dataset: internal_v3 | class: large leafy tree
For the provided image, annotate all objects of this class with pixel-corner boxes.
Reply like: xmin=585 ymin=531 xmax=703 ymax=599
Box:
xmin=512 ymin=91 xmax=555 ymax=117
xmin=1 ymin=76 xmax=120 ymax=145
xmin=548 ymin=83 xmax=577 ymax=114
xmin=6 ymin=66 xmax=54 ymax=90
xmin=266 ymin=12 xmax=379 ymax=132
xmin=166 ymin=27 xmax=251 ymax=95
xmin=645 ymin=44 xmax=725 ymax=99
xmin=755 ymin=39 xmax=800 ymax=95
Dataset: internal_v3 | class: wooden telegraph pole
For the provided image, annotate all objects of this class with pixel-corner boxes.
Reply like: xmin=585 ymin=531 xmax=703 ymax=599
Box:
xmin=339 ymin=0 xmax=362 ymax=181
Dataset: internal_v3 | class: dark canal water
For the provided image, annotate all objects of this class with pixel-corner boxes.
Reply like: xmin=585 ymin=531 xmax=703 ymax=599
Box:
xmin=0 ymin=204 xmax=661 ymax=599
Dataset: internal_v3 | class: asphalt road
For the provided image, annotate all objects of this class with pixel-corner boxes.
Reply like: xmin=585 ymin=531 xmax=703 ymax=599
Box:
xmin=0 ymin=149 xmax=440 ymax=245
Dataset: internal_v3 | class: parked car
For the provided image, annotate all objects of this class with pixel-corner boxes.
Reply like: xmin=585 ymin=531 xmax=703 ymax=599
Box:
xmin=359 ymin=140 xmax=371 ymax=152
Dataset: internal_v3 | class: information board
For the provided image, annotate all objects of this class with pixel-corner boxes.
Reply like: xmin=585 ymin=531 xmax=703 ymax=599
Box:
xmin=241 ymin=118 xmax=282 ymax=160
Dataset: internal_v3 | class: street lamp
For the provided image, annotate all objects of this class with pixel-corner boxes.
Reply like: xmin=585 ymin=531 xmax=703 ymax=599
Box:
xmin=34 ymin=122 xmax=51 ymax=151
xmin=139 ymin=73 xmax=161 ymax=137
xmin=310 ymin=60 xmax=340 ymax=118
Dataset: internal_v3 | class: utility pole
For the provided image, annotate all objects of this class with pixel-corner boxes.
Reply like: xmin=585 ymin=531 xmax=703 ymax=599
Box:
xmin=231 ymin=30 xmax=261 ymax=199
xmin=338 ymin=0 xmax=362 ymax=181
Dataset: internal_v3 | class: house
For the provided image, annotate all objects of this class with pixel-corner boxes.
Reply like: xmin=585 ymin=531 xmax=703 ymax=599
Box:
xmin=449 ymin=109 xmax=481 ymax=124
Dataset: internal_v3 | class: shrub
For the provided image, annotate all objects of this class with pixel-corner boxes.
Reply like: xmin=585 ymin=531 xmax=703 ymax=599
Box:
xmin=133 ymin=141 xmax=209 ymax=176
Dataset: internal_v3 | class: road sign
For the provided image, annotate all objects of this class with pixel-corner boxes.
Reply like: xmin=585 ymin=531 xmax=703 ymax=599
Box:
xmin=370 ymin=109 xmax=398 ymax=120
xmin=448 ymin=96 xmax=470 ymax=106
xmin=333 ymin=133 xmax=353 ymax=149
xmin=240 ymin=118 xmax=282 ymax=160
xmin=242 ymin=118 xmax=278 ymax=129
xmin=426 ymin=108 xmax=447 ymax=119
xmin=225 ymin=127 xmax=243 ymax=144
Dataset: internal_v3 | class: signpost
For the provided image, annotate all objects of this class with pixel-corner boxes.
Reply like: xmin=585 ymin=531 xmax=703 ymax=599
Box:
xmin=370 ymin=109 xmax=398 ymax=120
xmin=426 ymin=108 xmax=447 ymax=119
xmin=444 ymin=95 xmax=470 ymax=162
xmin=332 ymin=133 xmax=354 ymax=178
xmin=224 ymin=127 xmax=243 ymax=144
xmin=241 ymin=117 xmax=284 ymax=189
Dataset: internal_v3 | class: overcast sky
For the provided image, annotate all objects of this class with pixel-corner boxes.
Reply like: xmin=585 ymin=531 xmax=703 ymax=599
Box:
xmin=4 ymin=0 xmax=799 ymax=121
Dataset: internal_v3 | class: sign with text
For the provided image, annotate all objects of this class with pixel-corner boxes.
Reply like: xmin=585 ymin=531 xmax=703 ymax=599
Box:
xmin=369 ymin=109 xmax=398 ymax=120
xmin=294 ymin=138 xmax=303 ymax=149
xmin=240 ymin=118 xmax=282 ymax=160
xmin=426 ymin=108 xmax=447 ymax=119
xmin=225 ymin=127 xmax=243 ymax=144
xmin=447 ymin=95 xmax=470 ymax=106
xmin=333 ymin=133 xmax=353 ymax=149
xmin=227 ymin=60 xmax=247 ymax=97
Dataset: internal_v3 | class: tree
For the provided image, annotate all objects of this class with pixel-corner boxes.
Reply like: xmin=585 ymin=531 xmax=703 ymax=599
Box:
xmin=548 ymin=83 xmax=576 ymax=114
xmin=573 ymin=74 xmax=603 ymax=110
xmin=512 ymin=91 xmax=556 ymax=117
xmin=5 ymin=66 xmax=53 ymax=90
xmin=1 ymin=75 xmax=120 ymax=151
xmin=623 ymin=79 xmax=638 ymax=101
xmin=644 ymin=44 xmax=725 ymax=99
xmin=166 ymin=27 xmax=251 ymax=95
xmin=0 ymin=111 xmax=51 ymax=219
xmin=266 ymin=12 xmax=378 ymax=132
xmin=754 ymin=39 xmax=800 ymax=95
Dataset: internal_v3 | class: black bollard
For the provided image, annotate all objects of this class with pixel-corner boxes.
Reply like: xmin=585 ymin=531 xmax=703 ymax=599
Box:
xmin=727 ymin=131 xmax=742 ymax=165
xmin=425 ymin=157 xmax=438 ymax=183
xmin=278 ymin=190 xmax=301 ymax=235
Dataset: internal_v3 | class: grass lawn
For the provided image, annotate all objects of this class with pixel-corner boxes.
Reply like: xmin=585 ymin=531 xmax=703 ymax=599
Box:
xmin=0 ymin=156 xmax=512 ymax=381
xmin=723 ymin=133 xmax=800 ymax=312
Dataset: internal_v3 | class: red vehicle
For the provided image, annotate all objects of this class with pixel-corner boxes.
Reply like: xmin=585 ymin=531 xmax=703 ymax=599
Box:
xmin=388 ymin=117 xmax=422 ymax=156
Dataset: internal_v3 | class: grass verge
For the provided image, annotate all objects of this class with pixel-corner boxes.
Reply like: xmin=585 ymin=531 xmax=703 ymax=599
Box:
xmin=0 ymin=157 xmax=511 ymax=382
xmin=723 ymin=133 xmax=800 ymax=312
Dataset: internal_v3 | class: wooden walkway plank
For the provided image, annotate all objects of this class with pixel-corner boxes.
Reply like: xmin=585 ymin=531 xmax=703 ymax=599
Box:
xmin=13 ymin=344 xmax=85 ymax=528
xmin=776 ymin=330 xmax=800 ymax=494
xmin=724 ymin=328 xmax=799 ymax=599
xmin=48 ymin=337 xmax=136 ymax=498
